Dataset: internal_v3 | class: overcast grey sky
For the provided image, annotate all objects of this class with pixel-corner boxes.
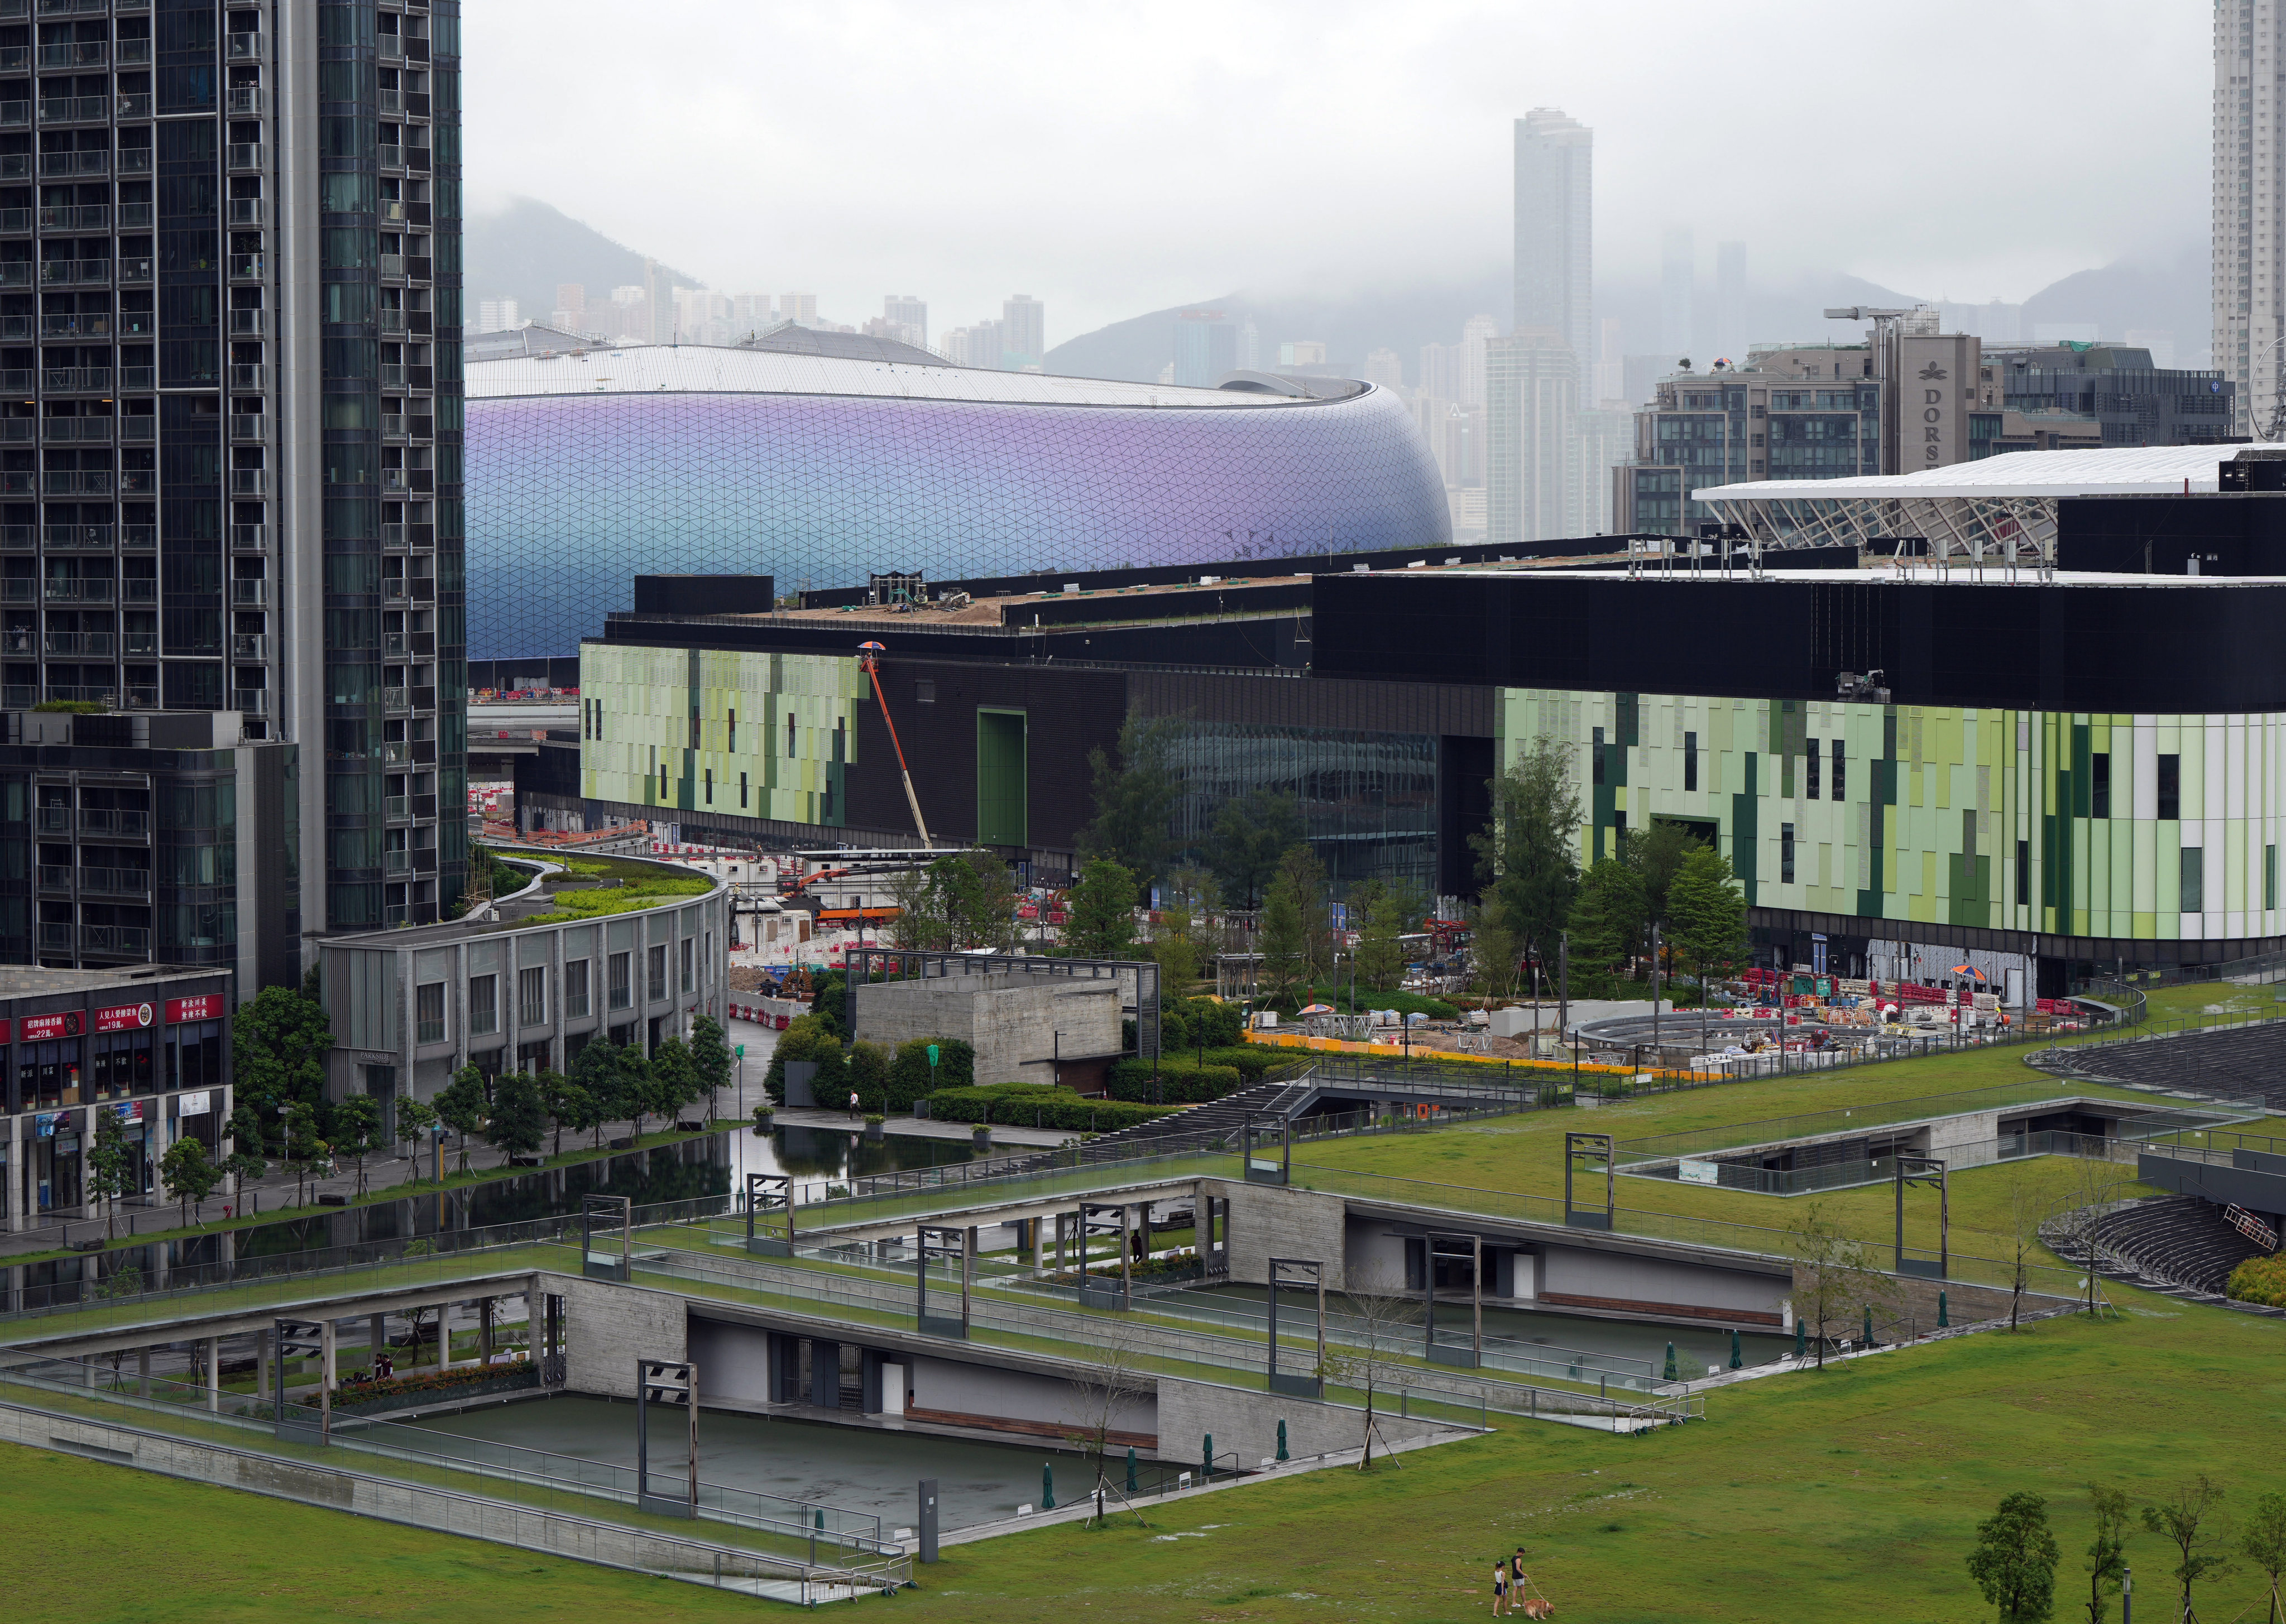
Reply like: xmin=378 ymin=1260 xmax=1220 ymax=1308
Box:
xmin=464 ymin=0 xmax=2209 ymax=341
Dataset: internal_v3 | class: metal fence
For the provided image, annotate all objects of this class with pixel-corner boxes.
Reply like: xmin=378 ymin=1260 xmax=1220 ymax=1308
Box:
xmin=0 ymin=1364 xmax=910 ymax=1598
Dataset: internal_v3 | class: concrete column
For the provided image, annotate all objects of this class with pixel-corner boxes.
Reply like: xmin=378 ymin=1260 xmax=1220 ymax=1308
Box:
xmin=321 ymin=1320 xmax=337 ymax=1395
xmin=809 ymin=1338 xmax=839 ymax=1408
xmin=255 ymin=1329 xmax=270 ymax=1399
xmin=6 ymin=1114 xmax=22 ymax=1234
xmin=368 ymin=1313 xmax=384 ymax=1364
xmin=137 ymin=1346 xmax=150 ymax=1399
xmin=204 ymin=1336 xmax=220 ymax=1412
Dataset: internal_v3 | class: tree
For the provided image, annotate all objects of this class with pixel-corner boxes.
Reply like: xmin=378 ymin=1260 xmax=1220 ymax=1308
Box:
xmin=2086 ymin=1482 xmax=2131 ymax=1624
xmin=2143 ymin=1476 xmax=2231 ymax=1623
xmin=1628 ymin=818 xmax=1702 ymax=930
xmin=230 ymin=983 xmax=335 ymax=1117
xmin=1471 ymin=738 xmax=1582 ymax=964
xmin=1258 ymin=856 xmax=1309 ymax=1007
xmin=1206 ymin=791 xmax=1303 ymax=910
xmin=1319 ymin=1270 xmax=1426 ymax=1470
xmin=649 ymin=1036 xmax=702 ymax=1126
xmin=1566 ymin=858 xmax=1647 ymax=973
xmin=331 ymin=1093 xmax=384 ymax=1198
xmin=282 ymin=1101 xmax=327 ymax=1207
xmin=1786 ymin=1199 xmax=1899 ymax=1368
xmin=887 ymin=862 xmax=948 ymax=950
xmin=1062 ymin=1323 xmax=1154 ymax=1527
xmin=393 ymin=1096 xmax=438 ymax=1184
xmin=159 ymin=1134 xmax=221 ymax=1228
xmin=433 ymin=1065 xmax=490 ymax=1175
xmin=1065 ymin=857 xmax=1138 ymax=959
xmin=2004 ymin=1164 xmax=2059 ymax=1332
xmin=569 ymin=1040 xmax=632 ymax=1149
xmin=536 ymin=1069 xmax=580 ymax=1157
xmin=1271 ymin=844 xmax=1333 ymax=983
xmin=2240 ymin=1490 xmax=2286 ymax=1624
xmin=1666 ymin=844 xmax=1748 ymax=980
xmin=964 ymin=854 xmax=1025 ymax=952
xmin=847 ymin=1040 xmax=891 ymax=1114
xmin=1967 ymin=1492 xmax=2060 ymax=1624
xmin=223 ymin=1102 xmax=269 ymax=1198
xmin=927 ymin=852 xmax=990 ymax=949
xmin=1468 ymin=901 xmax=1522 ymax=1000
xmin=85 ymin=1106 xmax=136 ymax=1239
xmin=1077 ymin=714 xmax=1181 ymax=881
xmin=1353 ymin=885 xmax=1408 ymax=993
xmin=1149 ymin=899 xmax=1204 ymax=988
xmin=688 ymin=1015 xmax=735 ymax=1120
xmin=486 ymin=1069 xmax=549 ymax=1161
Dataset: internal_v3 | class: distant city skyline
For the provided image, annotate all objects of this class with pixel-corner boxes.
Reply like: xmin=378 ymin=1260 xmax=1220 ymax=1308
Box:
xmin=464 ymin=1 xmax=2204 ymax=347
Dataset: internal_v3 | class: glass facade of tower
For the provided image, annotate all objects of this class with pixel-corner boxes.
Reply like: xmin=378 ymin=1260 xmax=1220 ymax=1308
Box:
xmin=0 ymin=0 xmax=464 ymax=973
xmin=317 ymin=0 xmax=463 ymax=930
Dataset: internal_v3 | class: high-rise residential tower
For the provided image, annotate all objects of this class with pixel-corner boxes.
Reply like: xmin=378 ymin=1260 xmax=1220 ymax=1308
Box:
xmin=1484 ymin=330 xmax=1579 ymax=545
xmin=2217 ymin=1 xmax=2282 ymax=435
xmin=883 ymin=294 xmax=926 ymax=349
xmin=1001 ymin=294 xmax=1043 ymax=370
xmin=0 ymin=0 xmax=467 ymax=958
xmin=1511 ymin=109 xmax=1592 ymax=376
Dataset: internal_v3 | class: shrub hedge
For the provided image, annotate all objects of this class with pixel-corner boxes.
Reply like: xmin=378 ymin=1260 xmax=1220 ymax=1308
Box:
xmin=924 ymin=1084 xmax=1177 ymax=1132
xmin=2227 ymin=1253 xmax=2286 ymax=1308
xmin=1105 ymin=1059 xmax=1242 ymax=1104
xmin=763 ymin=1021 xmax=972 ymax=1112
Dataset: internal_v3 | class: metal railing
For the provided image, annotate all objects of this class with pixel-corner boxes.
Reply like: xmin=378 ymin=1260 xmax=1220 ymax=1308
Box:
xmin=0 ymin=1379 xmax=906 ymax=1600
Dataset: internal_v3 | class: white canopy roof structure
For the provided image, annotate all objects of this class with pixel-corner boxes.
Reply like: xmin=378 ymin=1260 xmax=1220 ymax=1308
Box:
xmin=1694 ymin=444 xmax=2257 ymax=560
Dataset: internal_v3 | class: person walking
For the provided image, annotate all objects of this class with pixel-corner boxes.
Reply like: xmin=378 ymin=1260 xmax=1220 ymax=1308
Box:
xmin=1491 ymin=1556 xmax=1508 ymax=1616
xmin=847 ymin=1088 xmax=860 ymax=1121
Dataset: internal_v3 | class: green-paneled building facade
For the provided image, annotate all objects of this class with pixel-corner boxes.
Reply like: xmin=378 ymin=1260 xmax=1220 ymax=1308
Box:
xmin=579 ymin=645 xmax=865 ymax=831
xmin=1502 ymin=687 xmax=2286 ymax=979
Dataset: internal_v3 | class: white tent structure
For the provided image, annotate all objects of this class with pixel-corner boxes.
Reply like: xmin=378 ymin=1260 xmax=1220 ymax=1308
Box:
xmin=1694 ymin=445 xmax=2252 ymax=562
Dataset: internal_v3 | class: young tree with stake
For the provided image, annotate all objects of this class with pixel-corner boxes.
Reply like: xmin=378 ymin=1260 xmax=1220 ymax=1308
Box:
xmin=159 ymin=1134 xmax=221 ymax=1228
xmin=2143 ymin=1474 xmax=2231 ymax=1624
xmin=2085 ymin=1482 xmax=2130 ymax=1624
xmin=433 ymin=1066 xmax=490 ymax=1175
xmin=330 ymin=1093 xmax=384 ymax=1198
xmin=393 ymin=1096 xmax=438 ymax=1185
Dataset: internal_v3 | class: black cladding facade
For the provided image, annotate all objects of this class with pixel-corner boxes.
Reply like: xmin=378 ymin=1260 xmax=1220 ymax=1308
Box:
xmin=1309 ymin=570 xmax=2286 ymax=714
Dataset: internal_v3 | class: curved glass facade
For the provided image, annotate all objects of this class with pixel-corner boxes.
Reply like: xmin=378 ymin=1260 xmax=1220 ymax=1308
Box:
xmin=465 ymin=382 xmax=1448 ymax=659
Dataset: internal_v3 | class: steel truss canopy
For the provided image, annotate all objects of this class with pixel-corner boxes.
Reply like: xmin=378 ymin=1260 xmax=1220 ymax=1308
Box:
xmin=1695 ymin=445 xmax=2250 ymax=563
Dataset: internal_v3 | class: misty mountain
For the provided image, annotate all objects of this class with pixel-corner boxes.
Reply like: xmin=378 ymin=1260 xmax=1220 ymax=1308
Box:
xmin=1044 ymin=254 xmax=2211 ymax=388
xmin=2018 ymin=247 xmax=2210 ymax=356
xmin=464 ymin=196 xmax=706 ymax=327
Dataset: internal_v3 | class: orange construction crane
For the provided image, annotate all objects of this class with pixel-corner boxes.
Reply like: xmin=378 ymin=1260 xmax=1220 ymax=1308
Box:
xmin=857 ymin=641 xmax=932 ymax=848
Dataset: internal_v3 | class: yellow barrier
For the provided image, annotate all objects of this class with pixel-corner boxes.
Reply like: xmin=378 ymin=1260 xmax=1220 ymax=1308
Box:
xmin=1238 ymin=1029 xmax=1723 ymax=1082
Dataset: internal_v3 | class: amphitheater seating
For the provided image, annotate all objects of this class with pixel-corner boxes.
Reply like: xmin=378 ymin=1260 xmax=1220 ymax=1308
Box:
xmin=2068 ymin=1020 xmax=2286 ymax=1111
xmin=2088 ymin=1194 xmax=2269 ymax=1295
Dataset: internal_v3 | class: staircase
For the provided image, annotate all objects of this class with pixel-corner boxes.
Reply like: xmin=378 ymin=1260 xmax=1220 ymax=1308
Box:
xmin=2066 ymin=1194 xmax=2272 ymax=1296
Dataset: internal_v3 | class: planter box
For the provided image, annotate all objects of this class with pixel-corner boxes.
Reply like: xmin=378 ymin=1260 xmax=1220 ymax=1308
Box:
xmin=334 ymin=1364 xmax=540 ymax=1417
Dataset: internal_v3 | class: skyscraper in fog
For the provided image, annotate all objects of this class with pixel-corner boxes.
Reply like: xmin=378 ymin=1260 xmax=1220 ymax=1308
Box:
xmin=1661 ymin=229 xmax=1694 ymax=359
xmin=1484 ymin=332 xmax=1579 ymax=545
xmin=1002 ymin=295 xmax=1045 ymax=370
xmin=884 ymin=295 xmax=928 ymax=349
xmin=2218 ymin=1 xmax=2281 ymax=434
xmin=1714 ymin=241 xmax=1747 ymax=364
xmin=1512 ymin=109 xmax=1593 ymax=377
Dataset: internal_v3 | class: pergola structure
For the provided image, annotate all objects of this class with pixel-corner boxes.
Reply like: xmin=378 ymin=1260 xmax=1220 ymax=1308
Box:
xmin=1695 ymin=444 xmax=2246 ymax=563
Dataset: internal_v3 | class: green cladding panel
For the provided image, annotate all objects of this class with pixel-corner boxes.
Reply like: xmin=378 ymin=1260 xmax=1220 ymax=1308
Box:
xmin=977 ymin=709 xmax=1028 ymax=847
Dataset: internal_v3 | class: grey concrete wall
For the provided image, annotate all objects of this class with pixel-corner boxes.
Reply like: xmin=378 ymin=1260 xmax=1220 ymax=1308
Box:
xmin=1540 ymin=1245 xmax=1788 ymax=1322
xmin=1156 ymin=1377 xmax=1461 ymax=1468
xmin=1342 ymin=1215 xmax=1412 ymax=1297
xmin=1916 ymin=1110 xmax=2002 ymax=1158
xmin=561 ymin=1277 xmax=686 ymax=1398
xmin=1223 ymin=1181 xmax=1351 ymax=1291
xmin=855 ymin=975 xmax=1123 ymax=1086
xmin=904 ymin=1351 xmax=1156 ymax=1440
xmin=687 ymin=1315 xmax=773 ymax=1406
xmin=1789 ymin=1265 xmax=2030 ymax=1342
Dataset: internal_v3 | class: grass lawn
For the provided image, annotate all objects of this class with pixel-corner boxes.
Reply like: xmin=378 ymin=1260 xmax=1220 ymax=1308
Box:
xmin=1294 ymin=1030 xmax=2286 ymax=1270
xmin=0 ymin=1441 xmax=765 ymax=1623
xmin=16 ymin=1287 xmax=2286 ymax=1622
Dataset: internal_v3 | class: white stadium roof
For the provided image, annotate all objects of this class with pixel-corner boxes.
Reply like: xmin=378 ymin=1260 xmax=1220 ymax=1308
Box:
xmin=467 ymin=342 xmax=1326 ymax=410
xmin=1696 ymin=444 xmax=2246 ymax=505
